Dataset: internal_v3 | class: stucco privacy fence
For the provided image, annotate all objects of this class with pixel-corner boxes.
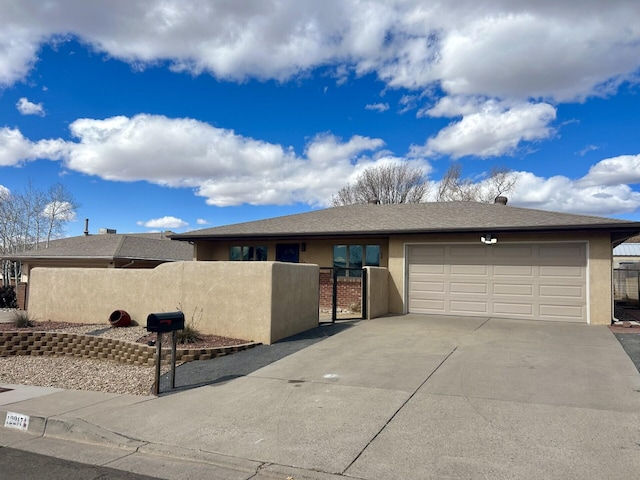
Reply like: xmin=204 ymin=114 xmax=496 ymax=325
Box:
xmin=26 ymin=261 xmax=320 ymax=345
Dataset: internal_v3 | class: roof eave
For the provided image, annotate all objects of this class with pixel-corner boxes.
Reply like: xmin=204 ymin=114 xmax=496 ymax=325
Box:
xmin=172 ymin=223 xmax=640 ymax=241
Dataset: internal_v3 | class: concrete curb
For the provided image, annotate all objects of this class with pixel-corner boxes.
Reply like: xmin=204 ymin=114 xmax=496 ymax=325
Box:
xmin=2 ymin=410 xmax=353 ymax=479
xmin=1 ymin=409 xmax=144 ymax=449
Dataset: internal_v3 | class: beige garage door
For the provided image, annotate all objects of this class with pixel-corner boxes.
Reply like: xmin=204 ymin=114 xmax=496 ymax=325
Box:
xmin=407 ymin=243 xmax=587 ymax=322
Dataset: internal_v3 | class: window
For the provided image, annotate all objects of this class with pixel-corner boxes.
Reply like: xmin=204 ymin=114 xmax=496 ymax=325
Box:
xmin=333 ymin=244 xmax=380 ymax=276
xmin=229 ymin=246 xmax=267 ymax=261
xmin=275 ymin=243 xmax=300 ymax=263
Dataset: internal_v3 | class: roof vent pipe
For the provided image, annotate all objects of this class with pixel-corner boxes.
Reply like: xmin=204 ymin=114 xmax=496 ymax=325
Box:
xmin=84 ymin=218 xmax=89 ymax=236
xmin=494 ymin=196 xmax=508 ymax=205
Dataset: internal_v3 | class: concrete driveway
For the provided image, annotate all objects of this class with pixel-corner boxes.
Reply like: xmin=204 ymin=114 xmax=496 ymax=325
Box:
xmin=38 ymin=314 xmax=640 ymax=480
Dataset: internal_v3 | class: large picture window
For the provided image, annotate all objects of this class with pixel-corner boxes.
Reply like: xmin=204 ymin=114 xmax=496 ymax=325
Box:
xmin=229 ymin=246 xmax=268 ymax=261
xmin=333 ymin=244 xmax=380 ymax=276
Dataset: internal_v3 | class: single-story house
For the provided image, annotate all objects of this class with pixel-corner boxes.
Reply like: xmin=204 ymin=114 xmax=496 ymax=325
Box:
xmin=3 ymin=230 xmax=194 ymax=308
xmin=172 ymin=200 xmax=640 ymax=325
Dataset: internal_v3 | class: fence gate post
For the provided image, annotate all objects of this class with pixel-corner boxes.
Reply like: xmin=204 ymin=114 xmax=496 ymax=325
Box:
xmin=332 ymin=268 xmax=338 ymax=323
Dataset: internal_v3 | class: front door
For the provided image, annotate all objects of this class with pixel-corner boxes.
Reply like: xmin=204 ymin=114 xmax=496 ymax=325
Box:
xmin=276 ymin=243 xmax=300 ymax=263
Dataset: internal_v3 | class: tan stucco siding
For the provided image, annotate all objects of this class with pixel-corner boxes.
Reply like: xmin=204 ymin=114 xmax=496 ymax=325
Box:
xmin=588 ymin=232 xmax=613 ymax=325
xmin=28 ymin=261 xmax=319 ymax=344
xmin=366 ymin=266 xmax=389 ymax=319
xmin=20 ymin=260 xmax=174 ymax=284
xmin=193 ymin=238 xmax=389 ymax=268
xmin=388 ymin=231 xmax=614 ymax=325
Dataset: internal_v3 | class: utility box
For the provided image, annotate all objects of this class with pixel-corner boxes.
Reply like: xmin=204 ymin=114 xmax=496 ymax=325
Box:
xmin=146 ymin=311 xmax=185 ymax=333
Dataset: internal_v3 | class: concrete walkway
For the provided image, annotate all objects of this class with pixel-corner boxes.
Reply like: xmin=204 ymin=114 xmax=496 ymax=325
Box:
xmin=2 ymin=315 xmax=640 ymax=479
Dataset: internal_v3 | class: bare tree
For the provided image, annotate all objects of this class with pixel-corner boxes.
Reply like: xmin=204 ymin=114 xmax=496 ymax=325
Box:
xmin=331 ymin=163 xmax=430 ymax=206
xmin=478 ymin=166 xmax=518 ymax=203
xmin=42 ymin=183 xmax=79 ymax=247
xmin=436 ymin=164 xmax=479 ymax=202
xmin=0 ymin=182 xmax=79 ymax=286
xmin=437 ymin=165 xmax=517 ymax=203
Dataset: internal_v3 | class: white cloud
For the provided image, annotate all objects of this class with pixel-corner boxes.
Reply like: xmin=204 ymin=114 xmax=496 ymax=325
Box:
xmin=0 ymin=127 xmax=65 ymax=166
xmin=196 ymin=218 xmax=209 ymax=225
xmin=511 ymin=170 xmax=640 ymax=216
xmin=578 ymin=145 xmax=599 ymax=156
xmin=1 ymin=2 xmax=639 ymax=160
xmin=577 ymin=154 xmax=640 ymax=187
xmin=0 ymin=1 xmax=638 ymax=103
xmin=3 ymin=115 xmax=640 ymax=217
xmin=42 ymin=201 xmax=76 ymax=221
xmin=419 ymin=99 xmax=557 ymax=159
xmin=3 ymin=114 xmax=429 ymax=207
xmin=16 ymin=97 xmax=45 ymax=116
xmin=139 ymin=216 xmax=189 ymax=229
xmin=365 ymin=102 xmax=389 ymax=112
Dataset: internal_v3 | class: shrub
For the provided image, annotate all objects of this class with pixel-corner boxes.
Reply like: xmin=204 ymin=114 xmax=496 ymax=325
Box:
xmin=175 ymin=304 xmax=203 ymax=344
xmin=176 ymin=323 xmax=202 ymax=344
xmin=12 ymin=310 xmax=34 ymax=328
xmin=0 ymin=285 xmax=17 ymax=309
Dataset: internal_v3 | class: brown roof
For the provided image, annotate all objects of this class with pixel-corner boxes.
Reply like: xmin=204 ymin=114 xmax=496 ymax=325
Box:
xmin=173 ymin=202 xmax=640 ymax=240
xmin=4 ymin=233 xmax=193 ymax=262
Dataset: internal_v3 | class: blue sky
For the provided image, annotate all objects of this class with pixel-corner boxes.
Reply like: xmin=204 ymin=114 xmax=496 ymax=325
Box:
xmin=1 ymin=1 xmax=640 ymax=238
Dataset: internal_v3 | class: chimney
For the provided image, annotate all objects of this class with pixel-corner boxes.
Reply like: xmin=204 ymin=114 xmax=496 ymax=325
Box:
xmin=494 ymin=196 xmax=508 ymax=205
xmin=84 ymin=218 xmax=89 ymax=236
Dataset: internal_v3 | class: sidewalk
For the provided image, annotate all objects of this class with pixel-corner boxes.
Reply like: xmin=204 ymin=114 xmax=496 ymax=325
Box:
xmin=2 ymin=315 xmax=640 ymax=479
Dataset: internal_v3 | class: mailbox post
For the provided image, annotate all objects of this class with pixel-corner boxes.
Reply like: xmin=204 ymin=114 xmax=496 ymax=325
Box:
xmin=146 ymin=312 xmax=185 ymax=395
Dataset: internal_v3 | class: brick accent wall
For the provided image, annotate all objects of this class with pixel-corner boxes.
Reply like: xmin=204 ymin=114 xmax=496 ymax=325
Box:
xmin=0 ymin=331 xmax=259 ymax=366
xmin=16 ymin=283 xmax=27 ymax=310
xmin=319 ymin=272 xmax=362 ymax=310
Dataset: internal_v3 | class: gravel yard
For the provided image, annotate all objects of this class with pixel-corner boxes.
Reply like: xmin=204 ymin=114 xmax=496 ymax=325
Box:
xmin=0 ymin=315 xmax=250 ymax=396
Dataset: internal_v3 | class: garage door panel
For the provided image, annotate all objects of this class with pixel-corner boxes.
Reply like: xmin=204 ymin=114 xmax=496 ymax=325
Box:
xmin=410 ymin=281 xmax=445 ymax=293
xmin=493 ymin=265 xmax=534 ymax=276
xmin=539 ymin=285 xmax=584 ymax=298
xmin=410 ymin=264 xmax=445 ymax=274
xmin=408 ymin=242 xmax=587 ymax=323
xmin=539 ymin=304 xmax=584 ymax=321
xmin=450 ymin=300 xmax=488 ymax=314
xmin=494 ymin=283 xmax=533 ymax=296
xmin=493 ymin=302 xmax=534 ymax=316
xmin=493 ymin=246 xmax=534 ymax=258
xmin=540 ymin=245 xmax=585 ymax=259
xmin=450 ymin=246 xmax=487 ymax=257
xmin=450 ymin=264 xmax=487 ymax=276
xmin=411 ymin=298 xmax=446 ymax=312
xmin=539 ymin=265 xmax=584 ymax=277
xmin=409 ymin=245 xmax=445 ymax=257
xmin=450 ymin=282 xmax=488 ymax=294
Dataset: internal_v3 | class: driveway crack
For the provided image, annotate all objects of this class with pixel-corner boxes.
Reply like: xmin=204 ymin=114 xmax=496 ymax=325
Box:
xmin=341 ymin=347 xmax=458 ymax=475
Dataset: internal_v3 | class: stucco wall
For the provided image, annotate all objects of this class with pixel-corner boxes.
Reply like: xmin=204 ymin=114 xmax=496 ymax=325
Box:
xmin=387 ymin=231 xmax=614 ymax=325
xmin=27 ymin=261 xmax=319 ymax=344
xmin=588 ymin=232 xmax=613 ymax=325
xmin=365 ymin=267 xmax=389 ymax=319
xmin=194 ymin=238 xmax=390 ymax=268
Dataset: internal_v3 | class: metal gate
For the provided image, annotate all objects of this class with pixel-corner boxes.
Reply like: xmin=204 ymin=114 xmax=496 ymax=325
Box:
xmin=614 ymin=268 xmax=640 ymax=307
xmin=319 ymin=267 xmax=367 ymax=323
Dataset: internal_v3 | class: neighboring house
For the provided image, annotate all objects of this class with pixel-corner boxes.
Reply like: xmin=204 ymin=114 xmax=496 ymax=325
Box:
xmin=172 ymin=200 xmax=640 ymax=325
xmin=613 ymin=239 xmax=640 ymax=269
xmin=3 ymin=230 xmax=194 ymax=305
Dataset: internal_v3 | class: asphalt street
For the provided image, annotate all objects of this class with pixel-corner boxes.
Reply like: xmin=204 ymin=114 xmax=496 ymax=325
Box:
xmin=614 ymin=333 xmax=640 ymax=372
xmin=0 ymin=447 xmax=162 ymax=480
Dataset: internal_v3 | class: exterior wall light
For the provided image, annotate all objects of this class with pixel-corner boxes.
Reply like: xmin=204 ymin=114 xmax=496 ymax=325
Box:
xmin=481 ymin=234 xmax=497 ymax=245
